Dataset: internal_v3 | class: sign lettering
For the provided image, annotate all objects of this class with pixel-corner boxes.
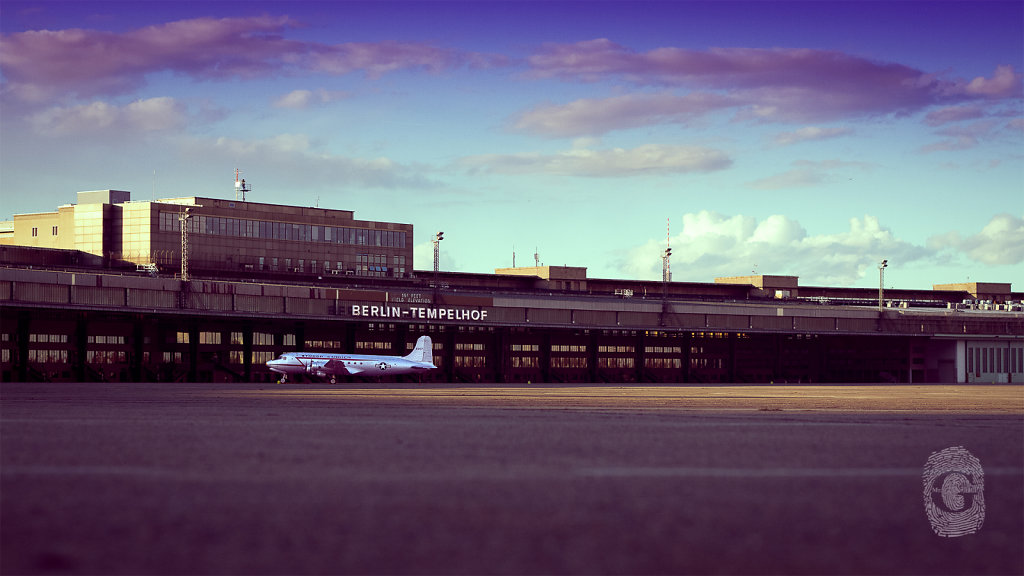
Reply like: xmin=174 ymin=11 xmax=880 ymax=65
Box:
xmin=351 ymin=304 xmax=489 ymax=322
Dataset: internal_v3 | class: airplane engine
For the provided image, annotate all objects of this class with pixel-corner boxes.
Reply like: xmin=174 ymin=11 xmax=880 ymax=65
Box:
xmin=307 ymin=359 xmax=329 ymax=378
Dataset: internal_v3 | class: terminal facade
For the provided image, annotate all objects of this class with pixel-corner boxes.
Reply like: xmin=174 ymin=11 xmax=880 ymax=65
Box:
xmin=0 ymin=190 xmax=413 ymax=279
xmin=1 ymin=190 xmax=1022 ymax=385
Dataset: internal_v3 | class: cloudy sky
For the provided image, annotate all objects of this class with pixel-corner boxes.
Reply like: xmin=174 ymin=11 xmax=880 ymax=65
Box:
xmin=1 ymin=1 xmax=1021 ymax=289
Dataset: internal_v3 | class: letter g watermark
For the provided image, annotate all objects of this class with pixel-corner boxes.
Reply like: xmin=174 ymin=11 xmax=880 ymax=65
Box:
xmin=922 ymin=446 xmax=985 ymax=537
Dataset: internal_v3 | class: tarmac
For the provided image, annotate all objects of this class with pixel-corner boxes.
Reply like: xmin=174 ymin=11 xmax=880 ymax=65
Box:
xmin=2 ymin=382 xmax=1022 ymax=575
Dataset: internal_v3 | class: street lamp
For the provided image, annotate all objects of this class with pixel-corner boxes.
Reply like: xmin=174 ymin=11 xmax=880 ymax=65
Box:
xmin=878 ymin=259 xmax=888 ymax=312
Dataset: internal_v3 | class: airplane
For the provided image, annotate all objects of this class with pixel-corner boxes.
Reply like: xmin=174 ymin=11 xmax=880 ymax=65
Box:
xmin=266 ymin=335 xmax=436 ymax=384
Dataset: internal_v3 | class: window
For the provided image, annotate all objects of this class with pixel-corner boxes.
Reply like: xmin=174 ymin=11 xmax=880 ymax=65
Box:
xmin=52 ymin=226 xmax=58 ymax=235
xmin=31 ymin=227 xmax=38 ymax=237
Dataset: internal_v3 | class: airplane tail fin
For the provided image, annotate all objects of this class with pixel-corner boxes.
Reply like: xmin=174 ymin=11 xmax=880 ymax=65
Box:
xmin=404 ymin=335 xmax=434 ymax=365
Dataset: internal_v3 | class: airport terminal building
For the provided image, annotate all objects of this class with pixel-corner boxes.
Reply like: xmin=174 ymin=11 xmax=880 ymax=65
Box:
xmin=0 ymin=190 xmax=412 ymax=279
xmin=2 ymin=190 xmax=1022 ymax=385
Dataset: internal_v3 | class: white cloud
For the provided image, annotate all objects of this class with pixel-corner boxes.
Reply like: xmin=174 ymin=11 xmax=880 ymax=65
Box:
xmin=461 ymin=144 xmax=732 ymax=177
xmin=206 ymin=134 xmax=435 ymax=190
xmin=614 ymin=211 xmax=930 ymax=286
xmin=772 ymin=126 xmax=852 ymax=146
xmin=273 ymin=88 xmax=349 ymax=109
xmin=511 ymin=92 xmax=739 ymax=138
xmin=747 ymin=159 xmax=871 ymax=190
xmin=29 ymin=97 xmax=188 ymax=135
xmin=928 ymin=214 xmax=1024 ymax=266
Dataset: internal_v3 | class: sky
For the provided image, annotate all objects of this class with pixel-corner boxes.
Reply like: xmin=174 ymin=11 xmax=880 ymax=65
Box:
xmin=1 ymin=1 xmax=1021 ymax=290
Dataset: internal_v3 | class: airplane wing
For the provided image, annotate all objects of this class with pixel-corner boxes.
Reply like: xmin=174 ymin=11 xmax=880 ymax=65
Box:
xmin=322 ymin=359 xmax=359 ymax=375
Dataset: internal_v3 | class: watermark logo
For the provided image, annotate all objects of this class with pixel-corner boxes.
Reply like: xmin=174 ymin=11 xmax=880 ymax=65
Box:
xmin=922 ymin=446 xmax=985 ymax=537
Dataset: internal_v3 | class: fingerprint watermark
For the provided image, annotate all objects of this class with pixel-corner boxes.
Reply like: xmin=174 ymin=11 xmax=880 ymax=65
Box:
xmin=922 ymin=446 xmax=985 ymax=537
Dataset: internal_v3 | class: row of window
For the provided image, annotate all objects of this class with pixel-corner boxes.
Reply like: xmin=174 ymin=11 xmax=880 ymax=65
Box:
xmin=967 ymin=346 xmax=1024 ymax=374
xmin=159 ymin=212 xmax=407 ymax=249
xmin=646 ymin=346 xmax=683 ymax=354
xmin=456 ymin=343 xmax=486 ymax=351
xmin=87 ymin=336 xmax=126 ymax=344
xmin=174 ymin=332 xmax=293 ymax=346
xmin=28 ymin=349 xmax=68 ymax=363
xmin=29 ymin=226 xmax=59 ymax=237
xmin=229 ymin=351 xmax=277 ymax=364
xmin=87 ymin=350 xmax=127 ymax=364
xmin=455 ymin=355 xmax=487 ymax=368
xmin=507 ymin=356 xmax=682 ymax=370
xmin=552 ymin=357 xmax=586 ymax=369
xmin=307 ymin=340 xmax=342 ymax=349
xmin=552 ymin=345 xmax=585 ymax=353
xmin=599 ymin=345 xmax=635 ymax=354
xmin=29 ymin=334 xmax=68 ymax=343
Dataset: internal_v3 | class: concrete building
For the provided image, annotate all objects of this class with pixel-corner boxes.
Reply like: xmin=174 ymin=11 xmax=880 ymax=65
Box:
xmin=1 ymin=190 xmax=413 ymax=279
xmin=3 ymin=192 xmax=1022 ymax=385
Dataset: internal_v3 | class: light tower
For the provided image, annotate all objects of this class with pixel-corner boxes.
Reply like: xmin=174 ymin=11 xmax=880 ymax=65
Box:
xmin=661 ymin=218 xmax=672 ymax=325
xmin=179 ymin=206 xmax=193 ymax=281
xmin=662 ymin=218 xmax=672 ymax=282
xmin=878 ymin=259 xmax=888 ymax=312
xmin=433 ymin=231 xmax=444 ymax=274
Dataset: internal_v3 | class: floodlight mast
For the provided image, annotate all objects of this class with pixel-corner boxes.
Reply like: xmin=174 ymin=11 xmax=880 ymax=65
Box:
xmin=179 ymin=207 xmax=193 ymax=282
xmin=433 ymin=231 xmax=444 ymax=274
xmin=878 ymin=259 xmax=888 ymax=312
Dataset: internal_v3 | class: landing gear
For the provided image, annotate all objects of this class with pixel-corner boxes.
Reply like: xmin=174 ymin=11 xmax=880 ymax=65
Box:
xmin=329 ymin=376 xmax=337 ymax=385
xmin=278 ymin=374 xmax=288 ymax=384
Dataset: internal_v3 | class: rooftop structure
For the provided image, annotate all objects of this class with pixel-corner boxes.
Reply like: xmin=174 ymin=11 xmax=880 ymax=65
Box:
xmin=1 ymin=190 xmax=413 ymax=279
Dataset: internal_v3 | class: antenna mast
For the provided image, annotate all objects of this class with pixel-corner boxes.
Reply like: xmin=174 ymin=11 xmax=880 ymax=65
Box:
xmin=234 ymin=168 xmax=250 ymax=202
xmin=663 ymin=218 xmax=672 ymax=282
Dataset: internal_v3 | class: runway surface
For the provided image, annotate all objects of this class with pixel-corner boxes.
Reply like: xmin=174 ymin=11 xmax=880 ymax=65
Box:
xmin=2 ymin=383 xmax=1022 ymax=575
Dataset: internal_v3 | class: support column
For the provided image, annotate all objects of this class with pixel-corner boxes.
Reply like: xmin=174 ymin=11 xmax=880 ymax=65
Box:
xmin=443 ymin=330 xmax=456 ymax=382
xmin=16 ymin=311 xmax=30 ymax=382
xmin=187 ymin=323 xmax=199 ymax=383
xmin=132 ymin=315 xmax=144 ymax=382
xmin=75 ymin=314 xmax=88 ymax=382
xmin=635 ymin=331 xmax=646 ymax=383
xmin=681 ymin=331 xmax=692 ymax=384
xmin=493 ymin=328 xmax=507 ymax=384
xmin=242 ymin=322 xmax=253 ymax=382
xmin=589 ymin=331 xmax=600 ymax=383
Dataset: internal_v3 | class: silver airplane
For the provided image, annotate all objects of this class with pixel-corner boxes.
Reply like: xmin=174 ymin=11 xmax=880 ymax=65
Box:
xmin=266 ymin=335 xmax=436 ymax=384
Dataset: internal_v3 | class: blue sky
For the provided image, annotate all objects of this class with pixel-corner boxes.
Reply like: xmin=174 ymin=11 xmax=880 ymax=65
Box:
xmin=1 ymin=1 xmax=1021 ymax=289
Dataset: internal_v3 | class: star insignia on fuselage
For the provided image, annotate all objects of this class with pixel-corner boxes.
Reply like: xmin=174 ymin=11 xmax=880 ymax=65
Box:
xmin=377 ymin=362 xmax=388 ymax=371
